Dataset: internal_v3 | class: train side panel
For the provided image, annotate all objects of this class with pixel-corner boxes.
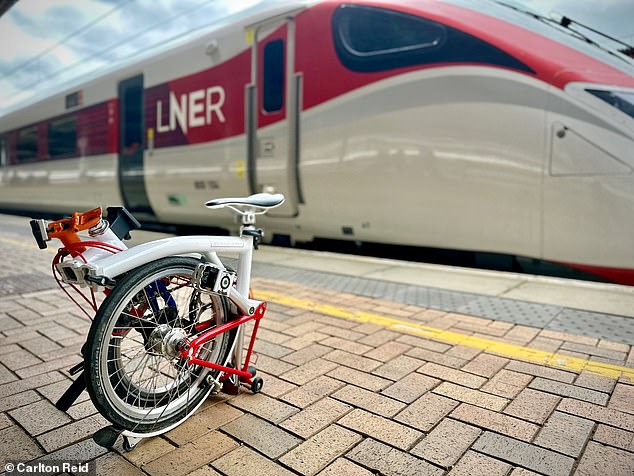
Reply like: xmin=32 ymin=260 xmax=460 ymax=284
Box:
xmin=542 ymin=79 xmax=634 ymax=275
xmin=281 ymin=2 xmax=546 ymax=256
xmin=0 ymin=88 xmax=121 ymax=213
xmin=293 ymin=67 xmax=546 ymax=257
xmin=2 ymin=0 xmax=634 ymax=284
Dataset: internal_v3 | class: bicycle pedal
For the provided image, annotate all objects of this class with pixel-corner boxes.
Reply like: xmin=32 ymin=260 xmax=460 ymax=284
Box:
xmin=93 ymin=426 xmax=122 ymax=449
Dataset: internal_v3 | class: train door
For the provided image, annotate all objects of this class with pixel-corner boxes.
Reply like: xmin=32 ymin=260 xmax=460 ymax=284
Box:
xmin=246 ymin=8 xmax=304 ymax=217
xmin=118 ymin=75 xmax=155 ymax=220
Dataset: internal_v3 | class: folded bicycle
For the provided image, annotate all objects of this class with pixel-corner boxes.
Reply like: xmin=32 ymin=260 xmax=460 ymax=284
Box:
xmin=30 ymin=193 xmax=284 ymax=450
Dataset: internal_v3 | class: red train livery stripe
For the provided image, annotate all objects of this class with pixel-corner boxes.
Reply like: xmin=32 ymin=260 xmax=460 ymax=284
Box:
xmin=106 ymin=99 xmax=118 ymax=155
xmin=147 ymin=49 xmax=251 ymax=148
xmin=562 ymin=262 xmax=634 ymax=287
xmin=148 ymin=0 xmax=634 ymax=148
xmin=294 ymin=0 xmax=634 ymax=111
xmin=79 ymin=101 xmax=116 ymax=156
xmin=387 ymin=0 xmax=634 ymax=89
xmin=5 ymin=100 xmax=118 ymax=161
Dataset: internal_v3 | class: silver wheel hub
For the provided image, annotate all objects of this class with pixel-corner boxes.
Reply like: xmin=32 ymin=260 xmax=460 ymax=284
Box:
xmin=147 ymin=325 xmax=187 ymax=358
xmin=147 ymin=324 xmax=171 ymax=355
xmin=162 ymin=328 xmax=188 ymax=358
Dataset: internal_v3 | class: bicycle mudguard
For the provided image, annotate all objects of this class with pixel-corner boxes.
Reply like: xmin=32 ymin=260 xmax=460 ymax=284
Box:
xmin=91 ymin=235 xmax=247 ymax=280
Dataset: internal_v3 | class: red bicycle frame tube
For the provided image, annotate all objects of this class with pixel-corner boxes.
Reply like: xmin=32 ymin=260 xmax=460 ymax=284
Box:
xmin=180 ymin=302 xmax=267 ymax=380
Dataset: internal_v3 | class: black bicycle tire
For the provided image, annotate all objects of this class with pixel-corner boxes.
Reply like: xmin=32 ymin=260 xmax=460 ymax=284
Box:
xmin=84 ymin=256 xmax=235 ymax=434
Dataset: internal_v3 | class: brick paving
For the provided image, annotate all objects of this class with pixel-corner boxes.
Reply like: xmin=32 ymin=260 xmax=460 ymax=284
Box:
xmin=1 ymin=233 xmax=634 ymax=475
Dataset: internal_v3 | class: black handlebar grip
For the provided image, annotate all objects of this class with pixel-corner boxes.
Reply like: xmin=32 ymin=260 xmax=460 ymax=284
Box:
xmin=106 ymin=207 xmax=142 ymax=241
xmin=30 ymin=219 xmax=48 ymax=249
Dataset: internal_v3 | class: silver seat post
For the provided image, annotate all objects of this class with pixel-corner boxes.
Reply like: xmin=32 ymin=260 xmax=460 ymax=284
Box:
xmin=240 ymin=209 xmax=256 ymax=229
xmin=233 ymin=207 xmax=257 ymax=384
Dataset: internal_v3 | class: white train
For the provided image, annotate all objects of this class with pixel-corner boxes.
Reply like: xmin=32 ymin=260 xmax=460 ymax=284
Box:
xmin=1 ymin=0 xmax=633 ymax=284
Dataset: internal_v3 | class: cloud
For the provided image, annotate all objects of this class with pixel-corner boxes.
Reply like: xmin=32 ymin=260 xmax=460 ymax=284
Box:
xmin=8 ymin=3 xmax=93 ymax=39
xmin=0 ymin=54 xmax=62 ymax=100
xmin=47 ymin=5 xmax=90 ymax=32
xmin=9 ymin=10 xmax=39 ymax=34
xmin=0 ymin=0 xmax=226 ymax=102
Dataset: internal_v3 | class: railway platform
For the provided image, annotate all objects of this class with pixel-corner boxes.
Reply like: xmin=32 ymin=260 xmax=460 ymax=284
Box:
xmin=0 ymin=212 xmax=633 ymax=476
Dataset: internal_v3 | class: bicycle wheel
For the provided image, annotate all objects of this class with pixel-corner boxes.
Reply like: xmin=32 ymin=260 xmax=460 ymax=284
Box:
xmin=84 ymin=256 xmax=236 ymax=435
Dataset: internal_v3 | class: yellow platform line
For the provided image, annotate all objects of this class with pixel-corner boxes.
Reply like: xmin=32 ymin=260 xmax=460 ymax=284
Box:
xmin=254 ymin=290 xmax=634 ymax=382
xmin=0 ymin=235 xmax=57 ymax=254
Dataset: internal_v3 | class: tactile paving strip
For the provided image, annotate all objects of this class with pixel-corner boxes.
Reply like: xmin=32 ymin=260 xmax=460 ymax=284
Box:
xmin=457 ymin=297 xmax=561 ymax=328
xmin=2 ymin=251 xmax=632 ymax=344
xmin=549 ymin=309 xmax=634 ymax=344
xmin=5 ymin=216 xmax=631 ymax=342
xmin=251 ymin=262 xmax=634 ymax=344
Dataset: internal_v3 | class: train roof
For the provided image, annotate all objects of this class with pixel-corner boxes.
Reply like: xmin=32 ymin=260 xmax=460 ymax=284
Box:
xmin=0 ymin=0 xmax=316 ymax=120
xmin=1 ymin=0 xmax=632 ymax=123
xmin=445 ymin=0 xmax=633 ymax=73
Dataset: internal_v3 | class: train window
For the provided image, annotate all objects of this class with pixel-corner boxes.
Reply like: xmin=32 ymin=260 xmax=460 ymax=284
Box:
xmin=587 ymin=89 xmax=634 ymax=119
xmin=333 ymin=4 xmax=445 ymax=71
xmin=263 ymin=39 xmax=285 ymax=113
xmin=0 ymin=136 xmax=6 ymax=167
xmin=65 ymin=91 xmax=81 ymax=109
xmin=48 ymin=116 xmax=77 ymax=158
xmin=16 ymin=126 xmax=38 ymax=163
xmin=121 ymin=79 xmax=144 ymax=150
xmin=332 ymin=4 xmax=534 ymax=74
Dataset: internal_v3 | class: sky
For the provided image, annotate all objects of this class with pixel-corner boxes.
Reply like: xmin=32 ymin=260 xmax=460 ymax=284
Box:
xmin=0 ymin=0 xmax=632 ymax=116
xmin=518 ymin=0 xmax=633 ymax=42
xmin=0 ymin=0 xmax=268 ymax=114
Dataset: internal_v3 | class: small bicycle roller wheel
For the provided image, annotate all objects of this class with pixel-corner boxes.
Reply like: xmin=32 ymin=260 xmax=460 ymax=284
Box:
xmin=251 ymin=377 xmax=264 ymax=394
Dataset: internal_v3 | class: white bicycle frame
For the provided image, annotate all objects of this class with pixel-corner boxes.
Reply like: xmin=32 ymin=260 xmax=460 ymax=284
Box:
xmin=36 ymin=193 xmax=284 ymax=446
xmin=91 ymin=233 xmax=261 ymax=316
xmin=83 ymin=232 xmax=262 ymax=441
